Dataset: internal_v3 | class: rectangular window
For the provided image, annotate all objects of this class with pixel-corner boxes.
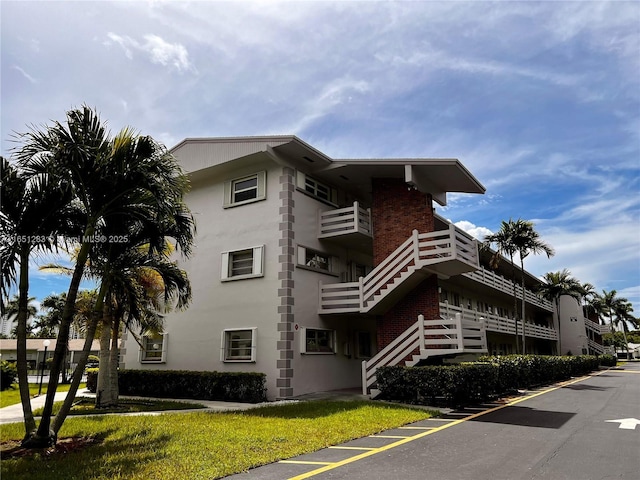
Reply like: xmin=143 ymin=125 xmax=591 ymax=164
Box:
xmin=296 ymin=171 xmax=337 ymax=205
xmin=221 ymin=245 xmax=264 ymax=281
xmin=297 ymin=246 xmax=333 ymax=274
xmin=221 ymin=328 xmax=257 ymax=362
xmin=223 ymin=171 xmax=266 ymax=208
xmin=301 ymin=327 xmax=336 ymax=354
xmin=140 ymin=334 xmax=167 ymax=363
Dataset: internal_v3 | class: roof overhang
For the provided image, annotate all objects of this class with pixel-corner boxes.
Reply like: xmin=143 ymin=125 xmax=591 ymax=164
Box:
xmin=315 ymin=158 xmax=485 ymax=206
xmin=170 ymin=136 xmax=485 ymax=206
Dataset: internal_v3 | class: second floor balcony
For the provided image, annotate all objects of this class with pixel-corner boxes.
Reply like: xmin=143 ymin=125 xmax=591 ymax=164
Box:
xmin=441 ymin=303 xmax=558 ymax=341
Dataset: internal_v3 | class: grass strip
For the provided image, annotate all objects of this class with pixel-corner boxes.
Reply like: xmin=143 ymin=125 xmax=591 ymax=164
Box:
xmin=1 ymin=400 xmax=436 ymax=480
xmin=1 ymin=384 xmax=86 ymax=408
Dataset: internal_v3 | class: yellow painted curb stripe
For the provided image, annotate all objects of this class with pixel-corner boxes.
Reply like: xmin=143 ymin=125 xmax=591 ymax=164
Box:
xmin=398 ymin=426 xmax=434 ymax=430
xmin=328 ymin=446 xmax=376 ymax=451
xmin=279 ymin=460 xmax=333 ymax=465
xmin=368 ymin=435 xmax=411 ymax=439
xmin=287 ymin=371 xmax=603 ymax=480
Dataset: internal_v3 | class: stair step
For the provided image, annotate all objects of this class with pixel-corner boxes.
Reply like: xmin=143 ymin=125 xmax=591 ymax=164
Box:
xmin=369 ymin=388 xmax=381 ymax=399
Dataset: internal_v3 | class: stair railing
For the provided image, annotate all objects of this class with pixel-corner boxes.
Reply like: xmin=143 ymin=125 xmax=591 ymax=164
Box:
xmin=361 ymin=231 xmax=419 ymax=308
xmin=361 ymin=315 xmax=424 ymax=394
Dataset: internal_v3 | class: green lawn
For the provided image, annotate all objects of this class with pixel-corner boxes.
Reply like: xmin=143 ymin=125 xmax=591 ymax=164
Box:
xmin=0 ymin=383 xmax=86 ymax=408
xmin=1 ymin=401 xmax=436 ymax=480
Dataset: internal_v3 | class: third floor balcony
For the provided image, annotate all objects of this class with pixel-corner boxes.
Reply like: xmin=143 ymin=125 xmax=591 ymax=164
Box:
xmin=318 ymin=201 xmax=373 ymax=250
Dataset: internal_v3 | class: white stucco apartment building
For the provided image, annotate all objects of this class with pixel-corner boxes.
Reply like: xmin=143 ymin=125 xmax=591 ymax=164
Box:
xmin=120 ymin=136 xmax=607 ymax=399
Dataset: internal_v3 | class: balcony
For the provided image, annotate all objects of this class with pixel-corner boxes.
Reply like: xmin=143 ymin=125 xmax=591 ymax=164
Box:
xmin=440 ymin=303 xmax=557 ymax=341
xmin=318 ymin=202 xmax=372 ymax=248
xmin=319 ymin=225 xmax=479 ymax=314
xmin=462 ymin=267 xmax=553 ymax=311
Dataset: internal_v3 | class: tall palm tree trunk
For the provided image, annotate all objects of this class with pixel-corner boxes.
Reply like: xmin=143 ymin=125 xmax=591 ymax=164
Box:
xmin=108 ymin=316 xmax=121 ymax=406
xmin=555 ymin=297 xmax=562 ymax=355
xmin=520 ymin=258 xmax=527 ymax=354
xmin=509 ymin=256 xmax=519 ymax=354
xmin=52 ymin=279 xmax=109 ymax=434
xmin=95 ymin=303 xmax=112 ymax=408
xmin=16 ymin=246 xmax=36 ymax=437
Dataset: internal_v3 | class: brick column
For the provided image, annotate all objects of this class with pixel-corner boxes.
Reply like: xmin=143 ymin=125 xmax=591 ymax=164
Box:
xmin=371 ymin=178 xmax=435 ymax=265
xmin=370 ymin=178 xmax=439 ymax=350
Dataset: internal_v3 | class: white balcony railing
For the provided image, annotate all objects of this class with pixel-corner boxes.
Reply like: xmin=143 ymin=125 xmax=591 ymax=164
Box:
xmin=584 ymin=318 xmax=609 ymax=336
xmin=318 ymin=201 xmax=372 ymax=239
xmin=463 ymin=268 xmax=553 ymax=311
xmin=440 ymin=303 xmax=557 ymax=341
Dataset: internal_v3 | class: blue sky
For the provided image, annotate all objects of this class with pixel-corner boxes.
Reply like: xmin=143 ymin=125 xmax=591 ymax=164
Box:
xmin=2 ymin=1 xmax=639 ymax=315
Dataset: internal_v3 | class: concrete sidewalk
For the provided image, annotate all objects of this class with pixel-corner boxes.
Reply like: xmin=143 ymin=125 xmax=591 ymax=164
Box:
xmin=0 ymin=388 xmax=290 ymax=425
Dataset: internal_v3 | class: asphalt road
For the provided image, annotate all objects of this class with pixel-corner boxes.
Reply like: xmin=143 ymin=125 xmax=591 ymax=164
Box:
xmin=226 ymin=363 xmax=640 ymax=480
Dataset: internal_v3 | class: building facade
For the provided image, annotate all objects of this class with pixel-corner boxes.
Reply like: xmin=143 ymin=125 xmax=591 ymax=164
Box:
xmin=120 ymin=136 xmax=606 ymax=399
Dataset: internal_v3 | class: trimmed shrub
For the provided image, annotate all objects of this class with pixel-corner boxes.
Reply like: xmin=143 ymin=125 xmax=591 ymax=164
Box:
xmin=598 ymin=354 xmax=617 ymax=367
xmin=377 ymin=362 xmax=499 ymax=407
xmin=379 ymin=354 xmax=610 ymax=408
xmin=1 ymin=361 xmax=18 ymax=391
xmin=114 ymin=370 xmax=267 ymax=403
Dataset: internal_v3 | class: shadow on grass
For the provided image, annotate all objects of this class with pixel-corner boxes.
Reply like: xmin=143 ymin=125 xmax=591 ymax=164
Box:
xmin=237 ymin=400 xmax=391 ymax=419
xmin=1 ymin=426 xmax=173 ymax=480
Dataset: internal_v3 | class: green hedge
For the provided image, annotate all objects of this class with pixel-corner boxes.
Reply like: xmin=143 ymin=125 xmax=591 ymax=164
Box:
xmin=598 ymin=354 xmax=617 ymax=367
xmin=1 ymin=361 xmax=17 ymax=391
xmin=87 ymin=369 xmax=267 ymax=403
xmin=377 ymin=363 xmax=500 ymax=407
xmin=377 ymin=354 xmax=610 ymax=407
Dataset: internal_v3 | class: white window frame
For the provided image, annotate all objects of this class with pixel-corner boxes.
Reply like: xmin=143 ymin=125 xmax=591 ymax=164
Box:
xmin=296 ymin=171 xmax=338 ymax=206
xmin=139 ymin=333 xmax=168 ymax=363
xmin=300 ymin=327 xmax=336 ymax=355
xmin=221 ymin=245 xmax=265 ymax=281
xmin=223 ymin=171 xmax=266 ymax=208
xmin=297 ymin=246 xmax=337 ymax=276
xmin=221 ymin=328 xmax=257 ymax=362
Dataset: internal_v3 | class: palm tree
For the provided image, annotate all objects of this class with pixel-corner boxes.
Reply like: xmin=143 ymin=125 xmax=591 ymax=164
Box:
xmin=594 ymin=290 xmax=618 ymax=338
xmin=1 ymin=156 xmax=80 ymax=440
xmin=612 ymin=300 xmax=637 ymax=360
xmin=3 ymin=295 xmax=38 ymax=337
xmin=537 ymin=270 xmax=585 ymax=355
xmin=580 ymin=282 xmax=596 ymax=319
xmin=483 ymin=219 xmax=520 ymax=352
xmin=13 ymin=107 xmax=194 ymax=448
xmin=590 ymin=290 xmax=634 ymax=357
xmin=511 ymin=220 xmax=554 ymax=354
xmin=96 ymin=244 xmax=191 ymax=408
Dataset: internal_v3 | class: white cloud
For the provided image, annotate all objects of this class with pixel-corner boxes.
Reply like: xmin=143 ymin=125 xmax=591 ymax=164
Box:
xmin=105 ymin=32 xmax=193 ymax=73
xmin=11 ymin=65 xmax=37 ymax=84
xmin=142 ymin=34 xmax=192 ymax=72
xmin=454 ymin=220 xmax=493 ymax=241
